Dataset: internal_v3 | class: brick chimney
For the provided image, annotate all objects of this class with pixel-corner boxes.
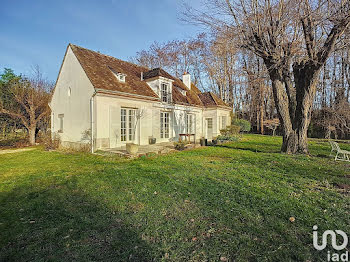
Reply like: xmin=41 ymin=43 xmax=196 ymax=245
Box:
xmin=182 ymin=72 xmax=191 ymax=90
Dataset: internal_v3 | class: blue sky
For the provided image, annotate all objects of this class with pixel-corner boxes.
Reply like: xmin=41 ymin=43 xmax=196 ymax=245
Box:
xmin=0 ymin=0 xmax=202 ymax=81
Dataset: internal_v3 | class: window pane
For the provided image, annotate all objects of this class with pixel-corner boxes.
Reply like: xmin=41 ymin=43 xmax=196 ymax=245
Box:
xmin=161 ymin=83 xmax=168 ymax=103
xmin=128 ymin=109 xmax=135 ymax=141
xmin=59 ymin=117 xmax=63 ymax=132
xmin=160 ymin=112 xmax=170 ymax=138
xmin=160 ymin=112 xmax=164 ymax=138
xmin=121 ymin=109 xmax=126 ymax=141
xmin=207 ymin=118 xmax=213 ymax=128
xmin=186 ymin=114 xmax=195 ymax=134
xmin=222 ymin=116 xmax=227 ymax=129
xmin=165 ymin=112 xmax=169 ymax=138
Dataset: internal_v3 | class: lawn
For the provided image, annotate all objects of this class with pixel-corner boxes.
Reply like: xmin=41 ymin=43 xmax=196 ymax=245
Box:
xmin=0 ymin=135 xmax=349 ymax=261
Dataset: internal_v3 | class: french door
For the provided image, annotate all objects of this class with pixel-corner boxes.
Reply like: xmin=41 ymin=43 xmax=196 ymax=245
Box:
xmin=121 ymin=108 xmax=136 ymax=142
xmin=160 ymin=112 xmax=170 ymax=139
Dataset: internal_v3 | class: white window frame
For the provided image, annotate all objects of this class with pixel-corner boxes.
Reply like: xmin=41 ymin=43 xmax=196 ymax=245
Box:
xmin=186 ymin=114 xmax=195 ymax=134
xmin=221 ymin=116 xmax=227 ymax=129
xmin=161 ymin=82 xmax=170 ymax=103
xmin=160 ymin=112 xmax=170 ymax=138
xmin=58 ymin=114 xmax=64 ymax=133
xmin=118 ymin=74 xmax=126 ymax=82
xmin=121 ymin=108 xmax=136 ymax=142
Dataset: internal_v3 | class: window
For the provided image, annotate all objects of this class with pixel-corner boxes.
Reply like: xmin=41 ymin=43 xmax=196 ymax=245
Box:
xmin=177 ymin=87 xmax=186 ymax=96
xmin=121 ymin=108 xmax=136 ymax=142
xmin=109 ymin=66 xmax=126 ymax=83
xmin=118 ymin=74 xmax=126 ymax=82
xmin=186 ymin=114 xmax=195 ymax=134
xmin=221 ymin=116 xmax=227 ymax=129
xmin=161 ymin=83 xmax=170 ymax=103
xmin=160 ymin=112 xmax=170 ymax=138
xmin=207 ymin=118 xmax=213 ymax=129
xmin=58 ymin=114 xmax=64 ymax=133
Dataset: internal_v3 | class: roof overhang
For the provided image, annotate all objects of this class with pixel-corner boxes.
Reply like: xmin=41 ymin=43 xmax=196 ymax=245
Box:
xmin=95 ymin=88 xmax=160 ymax=102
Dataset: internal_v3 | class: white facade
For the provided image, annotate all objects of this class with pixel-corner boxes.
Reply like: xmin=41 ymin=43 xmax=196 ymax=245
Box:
xmin=50 ymin=46 xmax=231 ymax=151
xmin=50 ymin=46 xmax=95 ymax=145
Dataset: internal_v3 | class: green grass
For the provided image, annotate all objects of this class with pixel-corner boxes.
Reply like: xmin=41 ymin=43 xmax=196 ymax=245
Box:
xmin=0 ymin=135 xmax=349 ymax=261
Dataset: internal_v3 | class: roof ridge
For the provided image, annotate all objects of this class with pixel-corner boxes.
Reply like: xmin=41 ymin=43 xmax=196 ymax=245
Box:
xmin=69 ymin=43 xmax=150 ymax=71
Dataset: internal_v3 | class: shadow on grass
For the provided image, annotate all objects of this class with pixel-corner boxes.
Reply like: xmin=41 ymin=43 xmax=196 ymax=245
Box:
xmin=0 ymin=186 xmax=154 ymax=262
xmin=315 ymin=154 xmax=330 ymax=158
xmin=217 ymin=144 xmax=280 ymax=154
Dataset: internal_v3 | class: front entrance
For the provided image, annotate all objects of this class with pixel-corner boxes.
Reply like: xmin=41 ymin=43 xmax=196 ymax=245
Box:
xmin=205 ymin=118 xmax=213 ymax=139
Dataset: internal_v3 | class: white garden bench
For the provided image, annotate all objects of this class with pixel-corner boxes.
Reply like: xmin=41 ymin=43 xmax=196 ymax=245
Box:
xmin=329 ymin=141 xmax=350 ymax=162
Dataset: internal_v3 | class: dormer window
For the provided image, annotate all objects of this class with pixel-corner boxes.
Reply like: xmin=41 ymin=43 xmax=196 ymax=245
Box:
xmin=109 ymin=66 xmax=126 ymax=83
xmin=177 ymin=87 xmax=186 ymax=96
xmin=161 ymin=82 xmax=170 ymax=103
xmin=116 ymin=73 xmax=126 ymax=82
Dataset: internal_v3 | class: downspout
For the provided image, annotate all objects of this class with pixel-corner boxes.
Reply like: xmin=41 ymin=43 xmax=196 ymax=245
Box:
xmin=90 ymin=92 xmax=96 ymax=153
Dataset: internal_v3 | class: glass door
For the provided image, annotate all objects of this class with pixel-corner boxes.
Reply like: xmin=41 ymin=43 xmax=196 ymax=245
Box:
xmin=121 ymin=108 xmax=136 ymax=142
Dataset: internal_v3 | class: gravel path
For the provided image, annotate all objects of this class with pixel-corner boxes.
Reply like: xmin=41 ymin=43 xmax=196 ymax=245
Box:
xmin=0 ymin=148 xmax=35 ymax=155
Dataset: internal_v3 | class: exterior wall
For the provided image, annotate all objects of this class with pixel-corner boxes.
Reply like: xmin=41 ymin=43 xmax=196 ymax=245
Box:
xmin=203 ymin=108 xmax=231 ymax=139
xmin=94 ymin=94 xmax=156 ymax=148
xmin=50 ymin=46 xmax=95 ymax=145
xmin=94 ymin=93 xmax=204 ymax=149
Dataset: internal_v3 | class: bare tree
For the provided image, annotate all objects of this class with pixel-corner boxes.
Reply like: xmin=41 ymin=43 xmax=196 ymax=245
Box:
xmin=265 ymin=118 xmax=280 ymax=136
xmin=130 ymin=34 xmax=208 ymax=89
xmin=0 ymin=66 xmax=52 ymax=145
xmin=185 ymin=0 xmax=350 ymax=153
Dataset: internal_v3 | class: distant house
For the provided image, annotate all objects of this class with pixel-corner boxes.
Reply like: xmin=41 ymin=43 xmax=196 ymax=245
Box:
xmin=50 ymin=44 xmax=231 ymax=151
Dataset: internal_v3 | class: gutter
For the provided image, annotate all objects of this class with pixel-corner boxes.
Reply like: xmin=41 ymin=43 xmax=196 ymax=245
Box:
xmin=95 ymin=88 xmax=160 ymax=102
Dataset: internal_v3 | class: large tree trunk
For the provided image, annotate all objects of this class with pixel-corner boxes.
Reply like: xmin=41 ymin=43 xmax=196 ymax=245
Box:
xmin=28 ymin=125 xmax=36 ymax=145
xmin=269 ymin=64 xmax=321 ymax=154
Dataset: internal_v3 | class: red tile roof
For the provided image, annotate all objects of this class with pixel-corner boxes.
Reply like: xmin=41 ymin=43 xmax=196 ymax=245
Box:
xmin=69 ymin=44 xmax=229 ymax=108
xmin=70 ymin=44 xmax=158 ymax=99
xmin=198 ymin=92 xmax=228 ymax=108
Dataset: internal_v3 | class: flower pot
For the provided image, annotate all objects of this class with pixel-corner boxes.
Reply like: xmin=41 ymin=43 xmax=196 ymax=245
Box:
xmin=126 ymin=143 xmax=138 ymax=154
xmin=149 ymin=137 xmax=156 ymax=144
xmin=200 ymin=138 xmax=207 ymax=146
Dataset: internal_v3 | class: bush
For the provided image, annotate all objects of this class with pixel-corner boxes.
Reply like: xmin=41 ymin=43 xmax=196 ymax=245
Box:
xmin=0 ymin=137 xmax=28 ymax=148
xmin=174 ymin=141 xmax=188 ymax=151
xmin=39 ymin=132 xmax=60 ymax=151
xmin=217 ymin=135 xmax=239 ymax=142
xmin=218 ymin=125 xmax=241 ymax=143
xmin=232 ymin=119 xmax=251 ymax=132
xmin=220 ymin=125 xmax=241 ymax=136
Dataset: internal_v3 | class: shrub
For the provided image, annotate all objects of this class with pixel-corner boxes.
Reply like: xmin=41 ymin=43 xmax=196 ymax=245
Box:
xmin=220 ymin=125 xmax=241 ymax=136
xmin=174 ymin=141 xmax=188 ymax=151
xmin=232 ymin=119 xmax=251 ymax=132
xmin=14 ymin=139 xmax=30 ymax=148
xmin=217 ymin=135 xmax=239 ymax=142
xmin=40 ymin=132 xmax=60 ymax=151
xmin=0 ymin=137 xmax=28 ymax=148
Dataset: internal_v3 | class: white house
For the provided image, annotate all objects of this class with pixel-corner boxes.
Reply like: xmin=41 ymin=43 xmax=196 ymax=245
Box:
xmin=50 ymin=44 xmax=231 ymax=151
